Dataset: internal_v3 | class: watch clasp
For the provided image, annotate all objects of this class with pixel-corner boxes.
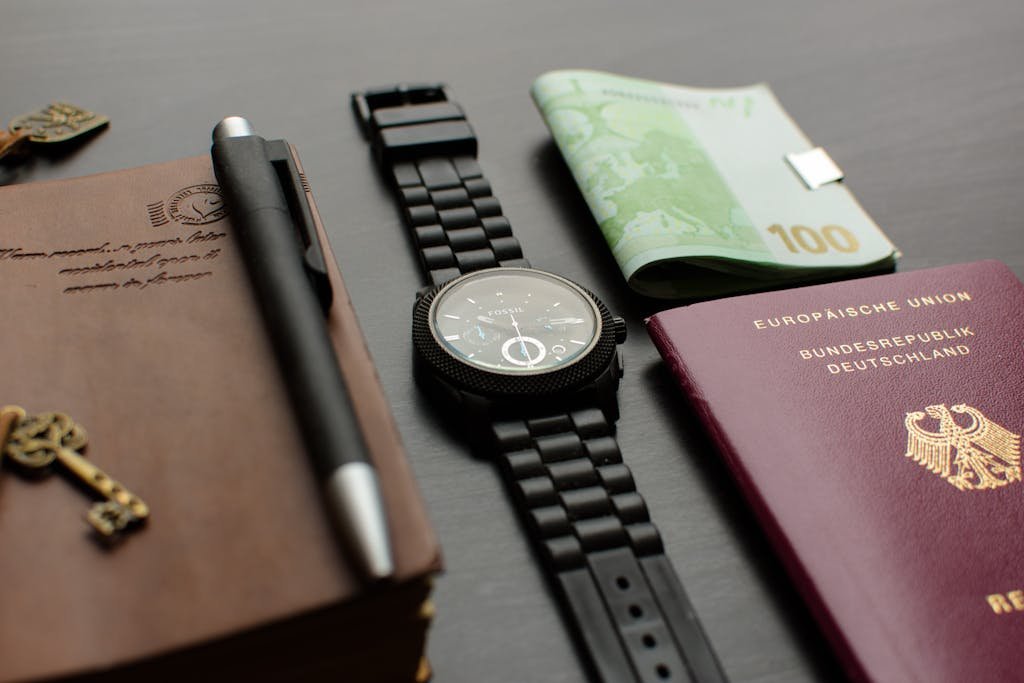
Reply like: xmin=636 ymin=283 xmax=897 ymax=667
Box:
xmin=351 ymin=84 xmax=477 ymax=165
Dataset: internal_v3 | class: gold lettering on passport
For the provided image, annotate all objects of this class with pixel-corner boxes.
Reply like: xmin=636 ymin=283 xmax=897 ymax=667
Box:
xmin=788 ymin=324 xmax=980 ymax=376
xmin=986 ymin=590 xmax=1024 ymax=614
xmin=800 ymin=327 xmax=975 ymax=360
xmin=751 ymin=290 xmax=974 ymax=330
xmin=904 ymin=404 xmax=1021 ymax=491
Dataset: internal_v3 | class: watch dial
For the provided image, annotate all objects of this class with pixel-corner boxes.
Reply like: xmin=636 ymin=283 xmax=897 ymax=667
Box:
xmin=430 ymin=269 xmax=601 ymax=374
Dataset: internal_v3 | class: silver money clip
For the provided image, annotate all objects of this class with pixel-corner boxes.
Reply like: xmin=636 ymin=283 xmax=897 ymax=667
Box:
xmin=785 ymin=147 xmax=844 ymax=190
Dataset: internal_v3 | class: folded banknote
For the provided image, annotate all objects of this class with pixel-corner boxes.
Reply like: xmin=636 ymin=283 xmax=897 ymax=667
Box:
xmin=531 ymin=69 xmax=899 ymax=298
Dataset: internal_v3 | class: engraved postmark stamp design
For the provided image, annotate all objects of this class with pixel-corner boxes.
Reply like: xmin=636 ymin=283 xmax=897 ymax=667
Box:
xmin=147 ymin=184 xmax=226 ymax=227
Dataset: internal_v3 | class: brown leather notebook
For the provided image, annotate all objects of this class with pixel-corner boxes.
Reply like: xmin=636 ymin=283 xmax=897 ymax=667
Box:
xmin=0 ymin=154 xmax=441 ymax=681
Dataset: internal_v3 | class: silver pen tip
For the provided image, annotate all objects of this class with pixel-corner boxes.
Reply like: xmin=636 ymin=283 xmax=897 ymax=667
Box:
xmin=325 ymin=463 xmax=395 ymax=582
xmin=212 ymin=116 xmax=256 ymax=141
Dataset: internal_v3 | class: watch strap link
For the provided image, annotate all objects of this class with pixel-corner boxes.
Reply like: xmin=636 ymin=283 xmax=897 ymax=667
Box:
xmin=353 ymin=85 xmax=530 ymax=286
xmin=492 ymin=408 xmax=727 ymax=683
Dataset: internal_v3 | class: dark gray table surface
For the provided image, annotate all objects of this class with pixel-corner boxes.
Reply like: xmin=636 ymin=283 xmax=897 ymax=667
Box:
xmin=4 ymin=2 xmax=1022 ymax=681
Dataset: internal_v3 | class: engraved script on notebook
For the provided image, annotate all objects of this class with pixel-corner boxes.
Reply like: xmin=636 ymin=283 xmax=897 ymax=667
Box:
xmin=0 ymin=227 xmax=227 ymax=295
xmin=0 ymin=154 xmax=230 ymax=296
xmin=904 ymin=404 xmax=1022 ymax=491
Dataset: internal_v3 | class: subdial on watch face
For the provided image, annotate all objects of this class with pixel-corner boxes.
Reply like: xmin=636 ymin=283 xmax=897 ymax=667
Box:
xmin=501 ymin=335 xmax=547 ymax=366
xmin=453 ymin=320 xmax=501 ymax=348
xmin=430 ymin=268 xmax=600 ymax=375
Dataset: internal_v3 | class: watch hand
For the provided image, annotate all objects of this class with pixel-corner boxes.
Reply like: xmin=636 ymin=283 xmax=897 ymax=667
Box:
xmin=509 ymin=313 xmax=533 ymax=364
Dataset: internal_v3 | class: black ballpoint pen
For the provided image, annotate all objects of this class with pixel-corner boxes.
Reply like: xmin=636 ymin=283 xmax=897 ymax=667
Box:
xmin=211 ymin=116 xmax=394 ymax=581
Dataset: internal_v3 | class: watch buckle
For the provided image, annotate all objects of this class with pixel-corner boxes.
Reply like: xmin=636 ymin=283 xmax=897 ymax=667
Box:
xmin=351 ymin=84 xmax=453 ymax=138
xmin=351 ymin=84 xmax=477 ymax=164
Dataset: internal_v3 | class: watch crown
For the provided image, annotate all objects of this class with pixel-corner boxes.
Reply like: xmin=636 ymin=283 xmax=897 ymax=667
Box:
xmin=612 ymin=316 xmax=627 ymax=344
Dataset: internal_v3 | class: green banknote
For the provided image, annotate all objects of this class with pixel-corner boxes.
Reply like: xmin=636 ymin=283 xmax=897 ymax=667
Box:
xmin=531 ymin=70 xmax=898 ymax=298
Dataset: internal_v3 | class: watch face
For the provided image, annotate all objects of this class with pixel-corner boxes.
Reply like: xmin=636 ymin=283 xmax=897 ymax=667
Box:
xmin=429 ymin=269 xmax=601 ymax=375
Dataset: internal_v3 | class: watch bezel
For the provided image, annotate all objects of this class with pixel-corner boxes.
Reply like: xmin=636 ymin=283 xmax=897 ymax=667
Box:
xmin=413 ymin=267 xmax=618 ymax=398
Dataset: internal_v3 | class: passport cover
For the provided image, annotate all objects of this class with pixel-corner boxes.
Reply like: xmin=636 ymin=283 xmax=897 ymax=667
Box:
xmin=647 ymin=261 xmax=1024 ymax=682
xmin=0 ymin=154 xmax=441 ymax=681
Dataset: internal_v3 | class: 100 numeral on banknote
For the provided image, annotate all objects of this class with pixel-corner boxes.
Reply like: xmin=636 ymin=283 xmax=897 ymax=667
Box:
xmin=767 ymin=224 xmax=860 ymax=255
xmin=532 ymin=70 xmax=897 ymax=298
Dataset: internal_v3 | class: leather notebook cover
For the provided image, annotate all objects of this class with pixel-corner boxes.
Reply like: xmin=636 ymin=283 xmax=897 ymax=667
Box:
xmin=647 ymin=261 xmax=1024 ymax=682
xmin=0 ymin=154 xmax=441 ymax=681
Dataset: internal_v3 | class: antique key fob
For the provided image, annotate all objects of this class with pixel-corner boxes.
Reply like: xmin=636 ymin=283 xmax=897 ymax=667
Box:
xmin=0 ymin=102 xmax=109 ymax=162
xmin=1 ymin=406 xmax=148 ymax=541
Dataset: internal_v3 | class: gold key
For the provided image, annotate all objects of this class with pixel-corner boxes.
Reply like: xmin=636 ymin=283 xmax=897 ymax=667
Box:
xmin=0 ymin=406 xmax=24 ymax=465
xmin=0 ymin=102 xmax=109 ymax=162
xmin=2 ymin=410 xmax=148 ymax=538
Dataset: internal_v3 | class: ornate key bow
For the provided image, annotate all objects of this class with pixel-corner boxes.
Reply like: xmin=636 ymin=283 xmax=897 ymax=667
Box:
xmin=0 ymin=102 xmax=109 ymax=162
xmin=1 ymin=406 xmax=148 ymax=540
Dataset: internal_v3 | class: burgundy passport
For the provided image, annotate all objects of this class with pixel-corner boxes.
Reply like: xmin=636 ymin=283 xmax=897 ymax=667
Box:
xmin=647 ymin=261 xmax=1024 ymax=682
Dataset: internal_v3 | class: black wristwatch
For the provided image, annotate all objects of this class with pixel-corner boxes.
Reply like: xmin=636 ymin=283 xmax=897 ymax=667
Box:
xmin=353 ymin=84 xmax=727 ymax=683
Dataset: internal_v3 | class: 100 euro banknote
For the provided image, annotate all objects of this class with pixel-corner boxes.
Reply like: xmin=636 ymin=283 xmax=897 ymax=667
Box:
xmin=531 ymin=70 xmax=898 ymax=298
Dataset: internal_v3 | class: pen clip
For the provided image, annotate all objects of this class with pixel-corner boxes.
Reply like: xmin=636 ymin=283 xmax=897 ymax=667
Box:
xmin=264 ymin=139 xmax=333 ymax=313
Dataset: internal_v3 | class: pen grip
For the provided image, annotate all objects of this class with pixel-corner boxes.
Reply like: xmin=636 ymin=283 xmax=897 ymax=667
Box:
xmin=212 ymin=136 xmax=369 ymax=476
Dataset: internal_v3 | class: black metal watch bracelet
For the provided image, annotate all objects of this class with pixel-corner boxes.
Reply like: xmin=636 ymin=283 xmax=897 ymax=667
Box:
xmin=352 ymin=84 xmax=727 ymax=683
xmin=353 ymin=84 xmax=529 ymax=286
xmin=491 ymin=408 xmax=725 ymax=683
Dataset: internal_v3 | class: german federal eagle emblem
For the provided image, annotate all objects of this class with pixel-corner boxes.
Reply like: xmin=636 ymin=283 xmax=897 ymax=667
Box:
xmin=904 ymin=404 xmax=1021 ymax=491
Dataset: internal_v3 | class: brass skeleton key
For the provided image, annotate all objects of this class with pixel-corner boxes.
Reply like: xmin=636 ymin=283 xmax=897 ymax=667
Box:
xmin=0 ymin=406 xmax=24 ymax=463
xmin=0 ymin=102 xmax=109 ymax=163
xmin=2 ymin=410 xmax=148 ymax=538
